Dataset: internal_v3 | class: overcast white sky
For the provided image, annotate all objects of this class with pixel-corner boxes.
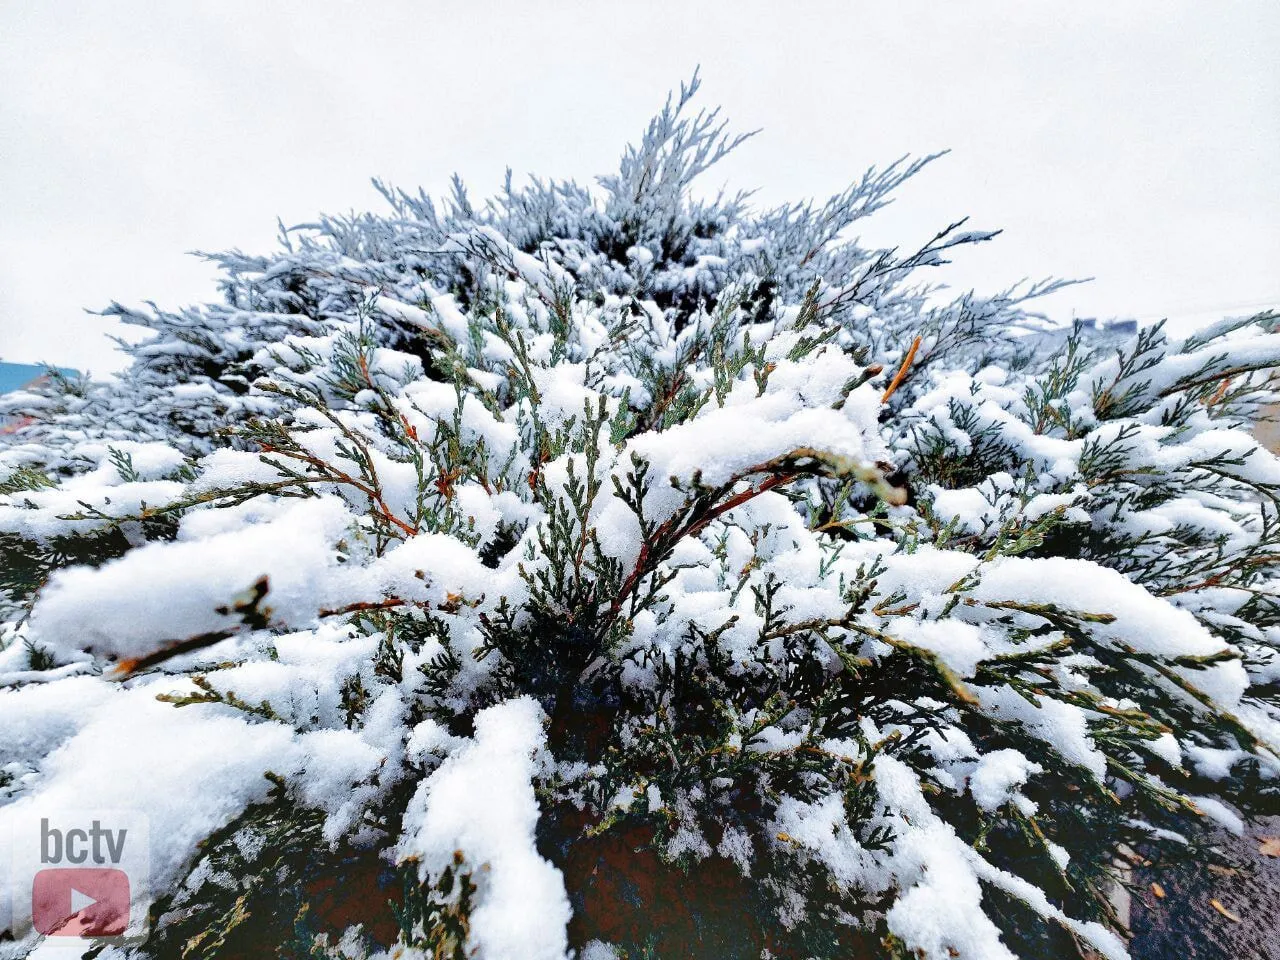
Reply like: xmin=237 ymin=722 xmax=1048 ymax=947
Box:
xmin=1 ymin=1 xmax=1277 ymax=376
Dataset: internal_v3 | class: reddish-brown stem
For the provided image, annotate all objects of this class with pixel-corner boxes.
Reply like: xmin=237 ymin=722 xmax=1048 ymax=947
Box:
xmin=318 ymin=598 xmax=409 ymax=617
xmin=881 ymin=335 xmax=923 ymax=403
xmin=1206 ymin=376 xmax=1233 ymax=406
xmin=261 ymin=446 xmax=418 ymax=537
xmin=604 ymin=471 xmax=791 ymax=625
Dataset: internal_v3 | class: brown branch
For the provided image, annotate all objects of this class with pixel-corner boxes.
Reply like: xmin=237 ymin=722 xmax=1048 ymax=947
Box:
xmin=604 ymin=471 xmax=791 ymax=626
xmin=259 ymin=446 xmax=418 ymax=537
xmin=318 ymin=598 xmax=409 ymax=617
xmin=1206 ymin=376 xmax=1233 ymax=406
xmin=881 ymin=335 xmax=923 ymax=403
xmin=111 ymin=629 xmax=239 ymax=678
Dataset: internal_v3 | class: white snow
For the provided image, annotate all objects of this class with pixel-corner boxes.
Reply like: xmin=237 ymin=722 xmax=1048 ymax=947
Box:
xmin=397 ymin=698 xmax=570 ymax=960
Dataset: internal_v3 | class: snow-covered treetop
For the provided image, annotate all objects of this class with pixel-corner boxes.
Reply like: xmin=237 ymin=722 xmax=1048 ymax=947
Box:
xmin=1 ymin=74 xmax=1278 ymax=960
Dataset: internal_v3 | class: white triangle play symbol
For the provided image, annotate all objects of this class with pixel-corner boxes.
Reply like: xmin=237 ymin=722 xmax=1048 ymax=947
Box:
xmin=70 ymin=888 xmax=98 ymax=913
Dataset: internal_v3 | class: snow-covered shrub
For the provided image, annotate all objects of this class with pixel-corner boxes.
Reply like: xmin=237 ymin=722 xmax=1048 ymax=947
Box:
xmin=2 ymin=75 xmax=1279 ymax=960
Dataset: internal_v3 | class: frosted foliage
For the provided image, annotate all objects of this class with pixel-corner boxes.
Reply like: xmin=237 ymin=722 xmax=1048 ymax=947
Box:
xmin=1 ymin=75 xmax=1278 ymax=959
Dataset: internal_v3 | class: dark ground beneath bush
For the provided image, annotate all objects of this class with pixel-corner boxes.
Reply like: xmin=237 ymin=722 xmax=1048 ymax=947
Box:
xmin=1128 ymin=816 xmax=1280 ymax=960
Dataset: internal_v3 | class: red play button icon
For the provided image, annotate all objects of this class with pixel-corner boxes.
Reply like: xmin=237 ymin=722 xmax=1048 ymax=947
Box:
xmin=31 ymin=868 xmax=131 ymax=937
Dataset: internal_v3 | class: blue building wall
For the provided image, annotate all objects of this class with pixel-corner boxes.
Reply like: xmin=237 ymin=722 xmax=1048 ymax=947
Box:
xmin=0 ymin=363 xmax=78 ymax=394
